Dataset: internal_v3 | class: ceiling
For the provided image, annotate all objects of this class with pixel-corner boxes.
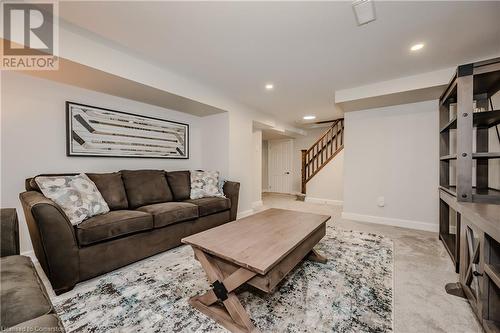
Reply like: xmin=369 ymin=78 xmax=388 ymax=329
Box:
xmin=59 ymin=1 xmax=500 ymax=124
xmin=19 ymin=57 xmax=226 ymax=117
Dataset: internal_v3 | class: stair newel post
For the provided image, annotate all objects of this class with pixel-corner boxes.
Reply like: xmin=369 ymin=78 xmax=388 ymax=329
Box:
xmin=301 ymin=149 xmax=307 ymax=194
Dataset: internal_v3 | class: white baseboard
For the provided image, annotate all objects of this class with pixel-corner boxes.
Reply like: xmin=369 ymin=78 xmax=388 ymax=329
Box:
xmin=237 ymin=209 xmax=255 ymax=219
xmin=21 ymin=250 xmax=38 ymax=263
xmin=305 ymin=197 xmax=343 ymax=206
xmin=341 ymin=212 xmax=438 ymax=232
xmin=251 ymin=200 xmax=263 ymax=209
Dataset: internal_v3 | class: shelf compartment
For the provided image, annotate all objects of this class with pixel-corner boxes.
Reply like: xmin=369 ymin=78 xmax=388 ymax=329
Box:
xmin=474 ymin=110 xmax=500 ymax=128
xmin=440 ymin=58 xmax=500 ymax=106
xmin=483 ymin=320 xmax=500 ymax=333
xmin=440 ymin=117 xmax=457 ymax=132
xmin=439 ymin=186 xmax=500 ymax=204
xmin=440 ymin=110 xmax=500 ymax=132
xmin=485 ymin=264 xmax=500 ymax=289
xmin=440 ymin=185 xmax=457 ymax=197
xmin=440 ymin=233 xmax=457 ymax=262
xmin=473 ymin=69 xmax=500 ymax=97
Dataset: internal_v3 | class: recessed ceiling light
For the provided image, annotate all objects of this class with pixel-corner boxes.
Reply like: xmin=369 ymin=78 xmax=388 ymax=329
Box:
xmin=265 ymin=83 xmax=274 ymax=90
xmin=410 ymin=43 xmax=424 ymax=51
xmin=303 ymin=115 xmax=316 ymax=120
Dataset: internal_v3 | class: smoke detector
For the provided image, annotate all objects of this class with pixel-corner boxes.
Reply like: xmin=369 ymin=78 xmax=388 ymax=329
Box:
xmin=352 ymin=0 xmax=376 ymax=26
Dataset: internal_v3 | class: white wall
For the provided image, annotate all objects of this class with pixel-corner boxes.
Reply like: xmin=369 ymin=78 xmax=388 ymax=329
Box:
xmin=291 ymin=127 xmax=344 ymax=202
xmin=306 ymin=150 xmax=344 ymax=204
xmin=342 ymin=100 xmax=439 ymax=232
xmin=252 ymin=130 xmax=262 ymax=207
xmin=55 ymin=21 xmax=302 ymax=217
xmin=1 ymin=71 xmax=206 ymax=252
xmin=200 ymin=112 xmax=229 ymax=176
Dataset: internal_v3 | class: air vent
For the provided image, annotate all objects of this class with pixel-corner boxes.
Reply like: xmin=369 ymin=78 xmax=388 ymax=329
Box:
xmin=352 ymin=0 xmax=376 ymax=26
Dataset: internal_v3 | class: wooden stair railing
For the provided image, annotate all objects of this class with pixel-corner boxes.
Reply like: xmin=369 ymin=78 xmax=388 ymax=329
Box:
xmin=301 ymin=119 xmax=344 ymax=194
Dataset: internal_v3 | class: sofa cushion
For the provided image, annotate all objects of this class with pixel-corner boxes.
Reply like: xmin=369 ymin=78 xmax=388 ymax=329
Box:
xmin=35 ymin=174 xmax=110 ymax=225
xmin=166 ymin=171 xmax=190 ymax=201
xmin=184 ymin=197 xmax=231 ymax=217
xmin=190 ymin=170 xmax=225 ymax=199
xmin=121 ymin=170 xmax=173 ymax=209
xmin=6 ymin=314 xmax=64 ymax=332
xmin=0 ymin=256 xmax=52 ymax=328
xmin=137 ymin=202 xmax=198 ymax=228
xmin=87 ymin=172 xmax=128 ymax=210
xmin=76 ymin=210 xmax=153 ymax=246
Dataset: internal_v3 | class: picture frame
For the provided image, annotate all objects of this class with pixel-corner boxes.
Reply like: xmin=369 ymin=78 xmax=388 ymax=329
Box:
xmin=66 ymin=101 xmax=189 ymax=159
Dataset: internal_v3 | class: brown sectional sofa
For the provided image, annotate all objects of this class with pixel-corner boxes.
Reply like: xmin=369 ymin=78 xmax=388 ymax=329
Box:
xmin=19 ymin=170 xmax=240 ymax=295
xmin=1 ymin=208 xmax=65 ymax=332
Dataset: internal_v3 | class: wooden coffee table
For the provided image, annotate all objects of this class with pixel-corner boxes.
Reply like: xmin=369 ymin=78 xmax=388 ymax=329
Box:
xmin=181 ymin=208 xmax=331 ymax=333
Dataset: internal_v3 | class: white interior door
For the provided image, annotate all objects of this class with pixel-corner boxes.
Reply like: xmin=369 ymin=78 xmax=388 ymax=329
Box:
xmin=268 ymin=139 xmax=293 ymax=193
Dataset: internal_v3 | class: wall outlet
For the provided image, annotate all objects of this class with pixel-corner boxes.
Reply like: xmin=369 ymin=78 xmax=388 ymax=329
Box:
xmin=377 ymin=196 xmax=385 ymax=207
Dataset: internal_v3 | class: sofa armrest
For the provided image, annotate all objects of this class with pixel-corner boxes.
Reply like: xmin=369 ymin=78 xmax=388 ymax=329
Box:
xmin=19 ymin=191 xmax=79 ymax=294
xmin=0 ymin=209 xmax=19 ymax=257
xmin=223 ymin=181 xmax=240 ymax=221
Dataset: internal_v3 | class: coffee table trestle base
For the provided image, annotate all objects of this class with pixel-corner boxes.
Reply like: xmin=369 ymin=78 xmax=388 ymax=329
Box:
xmin=183 ymin=210 xmax=330 ymax=333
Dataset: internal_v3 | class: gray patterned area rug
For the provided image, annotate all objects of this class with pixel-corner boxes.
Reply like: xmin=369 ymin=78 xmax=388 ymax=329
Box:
xmin=52 ymin=227 xmax=393 ymax=333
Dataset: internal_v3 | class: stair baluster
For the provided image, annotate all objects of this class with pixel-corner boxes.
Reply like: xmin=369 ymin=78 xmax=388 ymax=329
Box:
xmin=301 ymin=119 xmax=344 ymax=194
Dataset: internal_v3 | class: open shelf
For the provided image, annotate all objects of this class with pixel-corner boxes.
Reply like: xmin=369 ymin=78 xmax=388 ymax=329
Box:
xmin=439 ymin=186 xmax=500 ymax=204
xmin=440 ymin=154 xmax=456 ymax=161
xmin=440 ymin=152 xmax=500 ymax=160
xmin=474 ymin=152 xmax=500 ymax=159
xmin=440 ymin=117 xmax=457 ymax=132
xmin=440 ymin=233 xmax=456 ymax=261
xmin=485 ymin=264 xmax=500 ymax=289
xmin=440 ymin=185 xmax=457 ymax=197
xmin=475 ymin=110 xmax=500 ymax=128
xmin=440 ymin=109 xmax=500 ymax=132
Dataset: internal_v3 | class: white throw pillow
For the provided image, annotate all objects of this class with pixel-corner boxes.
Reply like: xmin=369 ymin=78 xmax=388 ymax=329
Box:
xmin=35 ymin=173 xmax=110 ymax=225
xmin=190 ymin=171 xmax=225 ymax=199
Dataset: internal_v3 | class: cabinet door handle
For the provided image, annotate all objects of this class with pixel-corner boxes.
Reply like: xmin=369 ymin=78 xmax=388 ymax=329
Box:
xmin=472 ymin=271 xmax=483 ymax=277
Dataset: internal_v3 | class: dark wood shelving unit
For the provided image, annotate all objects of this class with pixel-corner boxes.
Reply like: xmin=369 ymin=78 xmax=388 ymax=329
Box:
xmin=440 ymin=57 xmax=500 ymax=333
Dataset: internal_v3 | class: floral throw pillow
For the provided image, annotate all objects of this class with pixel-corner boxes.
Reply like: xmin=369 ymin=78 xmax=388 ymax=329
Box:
xmin=35 ymin=173 xmax=110 ymax=225
xmin=190 ymin=171 xmax=225 ymax=199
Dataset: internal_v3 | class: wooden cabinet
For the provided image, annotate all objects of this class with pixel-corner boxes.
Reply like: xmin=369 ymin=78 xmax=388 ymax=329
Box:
xmin=483 ymin=235 xmax=500 ymax=331
xmin=441 ymin=190 xmax=500 ymax=332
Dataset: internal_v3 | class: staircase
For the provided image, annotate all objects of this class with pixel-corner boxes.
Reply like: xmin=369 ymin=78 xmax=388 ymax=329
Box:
xmin=301 ymin=119 xmax=344 ymax=194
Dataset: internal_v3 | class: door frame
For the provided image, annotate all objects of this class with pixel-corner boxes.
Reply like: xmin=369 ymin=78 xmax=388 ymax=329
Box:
xmin=267 ymin=139 xmax=294 ymax=194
